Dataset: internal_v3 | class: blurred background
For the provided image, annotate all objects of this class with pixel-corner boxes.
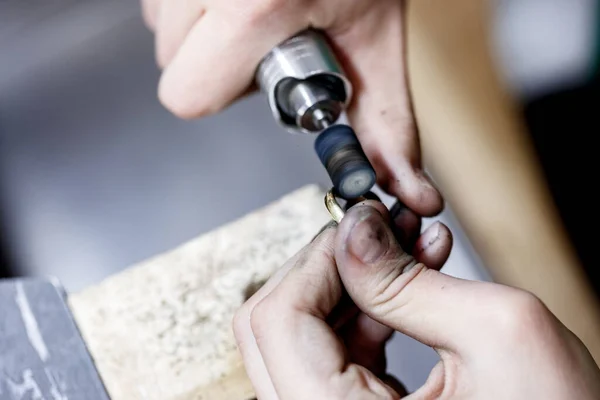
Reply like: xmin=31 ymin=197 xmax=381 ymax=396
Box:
xmin=0 ymin=0 xmax=598 ymax=392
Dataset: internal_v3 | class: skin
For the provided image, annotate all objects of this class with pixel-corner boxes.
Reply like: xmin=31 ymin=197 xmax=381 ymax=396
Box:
xmin=233 ymin=203 xmax=600 ymax=399
xmin=141 ymin=0 xmax=443 ymax=219
xmin=142 ymin=1 xmax=600 ymax=397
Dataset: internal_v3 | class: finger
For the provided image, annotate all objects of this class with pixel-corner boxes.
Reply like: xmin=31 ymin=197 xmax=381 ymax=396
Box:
xmin=250 ymin=228 xmax=397 ymax=398
xmin=341 ymin=313 xmax=393 ymax=376
xmin=328 ymin=289 xmax=360 ymax=331
xmin=329 ymin=1 xmax=443 ymax=216
xmin=312 ymin=220 xmax=338 ymax=242
xmin=347 ymin=199 xmax=451 ymax=268
xmin=334 ymin=204 xmax=483 ymax=352
xmin=345 ymin=191 xmax=381 ymax=210
xmin=390 ymin=201 xmax=421 ymax=251
xmin=347 ymin=199 xmax=390 ymax=222
xmin=158 ymin=7 xmax=306 ymax=119
xmin=382 ymin=375 xmax=408 ymax=397
xmin=233 ymin=228 xmax=335 ymax=400
xmin=141 ymin=0 xmax=162 ymax=31
xmin=412 ymin=221 xmax=453 ymax=271
xmin=339 ymin=214 xmax=450 ymax=375
xmin=155 ymin=0 xmax=206 ymax=68
xmin=249 ymin=228 xmax=345 ymax=398
xmin=233 ymin=262 xmax=293 ymax=400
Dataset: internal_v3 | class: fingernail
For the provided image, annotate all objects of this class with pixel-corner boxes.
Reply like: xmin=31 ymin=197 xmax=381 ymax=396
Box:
xmin=419 ymin=222 xmax=441 ymax=251
xmin=412 ymin=172 xmax=437 ymax=198
xmin=347 ymin=207 xmax=391 ymax=264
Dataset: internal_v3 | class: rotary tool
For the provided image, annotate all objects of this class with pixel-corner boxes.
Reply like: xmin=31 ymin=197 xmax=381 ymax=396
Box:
xmin=256 ymin=29 xmax=377 ymax=199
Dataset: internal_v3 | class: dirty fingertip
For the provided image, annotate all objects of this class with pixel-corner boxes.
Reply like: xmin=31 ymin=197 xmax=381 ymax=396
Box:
xmin=337 ymin=205 xmax=394 ymax=265
xmin=346 ymin=199 xmax=390 ymax=221
xmin=412 ymin=222 xmax=453 ymax=270
xmin=387 ymin=172 xmax=444 ymax=217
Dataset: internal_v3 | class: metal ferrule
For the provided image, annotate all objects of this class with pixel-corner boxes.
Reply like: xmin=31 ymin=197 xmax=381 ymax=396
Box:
xmin=255 ymin=29 xmax=352 ymax=135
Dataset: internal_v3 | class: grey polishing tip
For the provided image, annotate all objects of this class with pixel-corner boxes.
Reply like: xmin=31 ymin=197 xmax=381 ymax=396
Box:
xmin=314 ymin=124 xmax=377 ymax=199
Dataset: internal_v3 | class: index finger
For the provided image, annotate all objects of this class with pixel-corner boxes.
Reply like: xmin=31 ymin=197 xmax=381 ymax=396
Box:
xmin=330 ymin=1 xmax=443 ymax=216
xmin=249 ymin=229 xmax=345 ymax=397
xmin=249 ymin=228 xmax=397 ymax=399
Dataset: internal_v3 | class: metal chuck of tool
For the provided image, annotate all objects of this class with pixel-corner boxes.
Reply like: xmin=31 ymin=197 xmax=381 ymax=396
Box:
xmin=255 ymin=30 xmax=376 ymax=199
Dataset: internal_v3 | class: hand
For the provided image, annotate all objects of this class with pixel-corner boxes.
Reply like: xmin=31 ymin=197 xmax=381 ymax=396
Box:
xmin=233 ymin=202 xmax=600 ymax=399
xmin=141 ymin=0 xmax=443 ymax=217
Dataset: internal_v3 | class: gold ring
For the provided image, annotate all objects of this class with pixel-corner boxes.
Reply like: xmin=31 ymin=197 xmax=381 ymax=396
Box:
xmin=325 ymin=189 xmax=346 ymax=223
xmin=325 ymin=189 xmax=376 ymax=223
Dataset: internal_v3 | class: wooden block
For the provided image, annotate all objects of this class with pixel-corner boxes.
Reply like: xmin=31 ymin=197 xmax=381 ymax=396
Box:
xmin=68 ymin=185 xmax=331 ymax=400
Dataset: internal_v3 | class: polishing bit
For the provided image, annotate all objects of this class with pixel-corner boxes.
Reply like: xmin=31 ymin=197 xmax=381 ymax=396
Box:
xmin=256 ymin=29 xmax=377 ymax=199
xmin=314 ymin=124 xmax=376 ymax=199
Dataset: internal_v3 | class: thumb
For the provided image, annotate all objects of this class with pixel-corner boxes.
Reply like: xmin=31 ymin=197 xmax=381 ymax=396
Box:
xmin=334 ymin=204 xmax=481 ymax=352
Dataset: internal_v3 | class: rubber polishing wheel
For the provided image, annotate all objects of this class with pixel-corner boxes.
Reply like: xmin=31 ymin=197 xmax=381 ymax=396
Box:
xmin=314 ymin=125 xmax=377 ymax=199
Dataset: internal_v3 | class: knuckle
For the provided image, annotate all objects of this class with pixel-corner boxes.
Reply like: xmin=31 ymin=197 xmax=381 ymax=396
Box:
xmin=158 ymin=81 xmax=219 ymax=120
xmin=232 ymin=305 xmax=249 ymax=342
xmin=157 ymin=82 xmax=190 ymax=119
xmin=155 ymin=42 xmax=171 ymax=71
xmin=140 ymin=0 xmax=158 ymax=31
xmin=155 ymin=54 xmax=169 ymax=73
xmin=296 ymin=229 xmax=336 ymax=269
xmin=368 ymin=261 xmax=427 ymax=317
xmin=249 ymin=297 xmax=277 ymax=340
xmin=334 ymin=365 xmax=396 ymax=400
xmin=492 ymin=289 xmax=551 ymax=340
xmin=308 ymin=235 xmax=336 ymax=262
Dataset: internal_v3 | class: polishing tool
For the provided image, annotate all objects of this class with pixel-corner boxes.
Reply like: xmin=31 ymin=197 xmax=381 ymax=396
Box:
xmin=256 ymin=29 xmax=376 ymax=199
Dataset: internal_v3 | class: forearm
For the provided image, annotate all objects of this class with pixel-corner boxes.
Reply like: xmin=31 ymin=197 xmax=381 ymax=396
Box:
xmin=406 ymin=0 xmax=600 ymax=362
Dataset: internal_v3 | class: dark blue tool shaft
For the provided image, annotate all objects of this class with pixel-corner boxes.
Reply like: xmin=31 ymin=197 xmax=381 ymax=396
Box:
xmin=314 ymin=125 xmax=377 ymax=199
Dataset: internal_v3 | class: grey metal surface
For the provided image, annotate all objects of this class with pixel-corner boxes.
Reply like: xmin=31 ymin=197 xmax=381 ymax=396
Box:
xmin=256 ymin=29 xmax=352 ymax=134
xmin=0 ymin=278 xmax=109 ymax=400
